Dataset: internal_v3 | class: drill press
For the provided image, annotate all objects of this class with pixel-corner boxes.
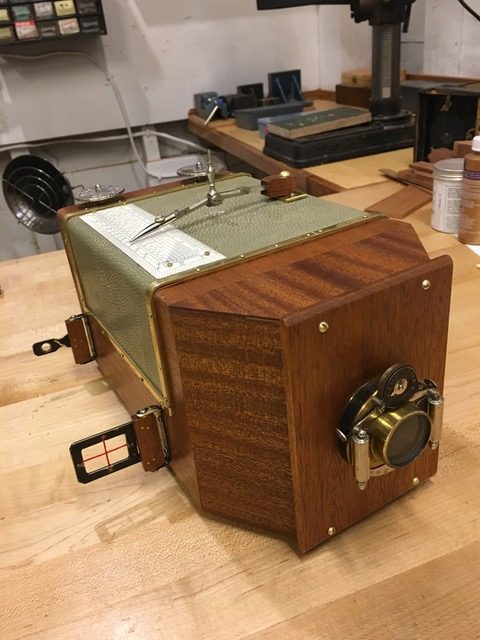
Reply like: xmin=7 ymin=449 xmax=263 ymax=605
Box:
xmin=257 ymin=0 xmax=417 ymax=166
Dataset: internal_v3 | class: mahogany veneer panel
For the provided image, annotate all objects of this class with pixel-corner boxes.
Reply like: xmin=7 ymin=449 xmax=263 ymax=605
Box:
xmin=157 ymin=218 xmax=430 ymax=317
xmin=282 ymin=256 xmax=452 ymax=551
xmin=166 ymin=311 xmax=295 ymax=536
xmin=152 ymin=218 xmax=452 ymax=550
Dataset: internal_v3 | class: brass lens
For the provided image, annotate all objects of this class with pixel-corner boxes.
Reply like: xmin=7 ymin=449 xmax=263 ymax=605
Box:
xmin=367 ymin=403 xmax=431 ymax=468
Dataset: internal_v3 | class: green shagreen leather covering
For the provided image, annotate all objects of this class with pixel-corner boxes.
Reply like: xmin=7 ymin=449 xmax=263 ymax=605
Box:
xmin=65 ymin=175 xmax=371 ymax=396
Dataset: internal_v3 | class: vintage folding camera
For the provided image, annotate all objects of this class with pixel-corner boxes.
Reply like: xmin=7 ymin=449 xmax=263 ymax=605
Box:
xmin=35 ymin=170 xmax=452 ymax=552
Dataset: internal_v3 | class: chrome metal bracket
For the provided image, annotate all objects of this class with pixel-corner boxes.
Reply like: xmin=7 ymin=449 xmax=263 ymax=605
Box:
xmin=427 ymin=389 xmax=444 ymax=449
xmin=32 ymin=313 xmax=95 ymax=364
xmin=32 ymin=334 xmax=71 ymax=356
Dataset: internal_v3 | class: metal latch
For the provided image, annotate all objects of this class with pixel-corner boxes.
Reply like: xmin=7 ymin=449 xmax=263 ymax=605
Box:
xmin=69 ymin=406 xmax=170 ymax=483
xmin=32 ymin=314 xmax=95 ymax=364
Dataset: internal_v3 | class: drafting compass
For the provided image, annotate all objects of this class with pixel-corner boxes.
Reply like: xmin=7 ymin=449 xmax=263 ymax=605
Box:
xmin=129 ymin=152 xmax=301 ymax=243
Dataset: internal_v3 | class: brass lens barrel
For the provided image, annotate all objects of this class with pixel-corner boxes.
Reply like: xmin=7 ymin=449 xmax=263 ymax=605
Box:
xmin=366 ymin=403 xmax=431 ymax=468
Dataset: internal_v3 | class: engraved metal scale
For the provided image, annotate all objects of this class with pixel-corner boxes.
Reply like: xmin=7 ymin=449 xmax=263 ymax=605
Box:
xmin=337 ymin=364 xmax=444 ymax=490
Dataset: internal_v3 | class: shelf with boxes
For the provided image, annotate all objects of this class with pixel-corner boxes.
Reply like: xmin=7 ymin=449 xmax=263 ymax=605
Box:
xmin=0 ymin=0 xmax=106 ymax=44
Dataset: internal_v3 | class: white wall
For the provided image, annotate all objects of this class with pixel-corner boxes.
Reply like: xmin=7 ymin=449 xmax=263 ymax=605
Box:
xmin=317 ymin=6 xmax=371 ymax=89
xmin=424 ymin=0 xmax=480 ymax=77
xmin=401 ymin=0 xmax=426 ymax=74
xmin=0 ymin=0 xmax=322 ymax=145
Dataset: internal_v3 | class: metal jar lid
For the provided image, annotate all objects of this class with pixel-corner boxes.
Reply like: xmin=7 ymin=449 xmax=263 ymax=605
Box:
xmin=433 ymin=158 xmax=464 ymax=180
xmin=75 ymin=183 xmax=125 ymax=203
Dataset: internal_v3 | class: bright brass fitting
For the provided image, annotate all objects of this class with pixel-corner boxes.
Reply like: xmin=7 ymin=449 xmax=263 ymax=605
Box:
xmin=364 ymin=402 xmax=432 ymax=468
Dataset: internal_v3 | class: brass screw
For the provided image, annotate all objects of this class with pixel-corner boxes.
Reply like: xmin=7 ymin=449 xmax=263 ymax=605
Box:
xmin=328 ymin=526 xmax=336 ymax=536
xmin=422 ymin=279 xmax=431 ymax=290
xmin=319 ymin=321 xmax=329 ymax=333
xmin=412 ymin=477 xmax=420 ymax=487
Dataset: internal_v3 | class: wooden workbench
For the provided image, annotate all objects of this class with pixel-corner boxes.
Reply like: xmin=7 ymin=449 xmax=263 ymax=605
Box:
xmin=1 ymin=181 xmax=480 ymax=639
xmin=188 ymin=103 xmax=415 ymax=196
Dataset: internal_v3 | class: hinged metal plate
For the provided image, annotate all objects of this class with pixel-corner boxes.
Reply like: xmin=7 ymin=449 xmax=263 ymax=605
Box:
xmin=70 ymin=422 xmax=140 ymax=484
xmin=69 ymin=405 xmax=170 ymax=484
xmin=32 ymin=313 xmax=95 ymax=364
xmin=32 ymin=334 xmax=71 ymax=356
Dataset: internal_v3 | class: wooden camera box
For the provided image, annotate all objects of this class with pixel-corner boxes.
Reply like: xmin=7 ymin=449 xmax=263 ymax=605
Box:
xmin=415 ymin=84 xmax=480 ymax=161
xmin=39 ymin=174 xmax=452 ymax=552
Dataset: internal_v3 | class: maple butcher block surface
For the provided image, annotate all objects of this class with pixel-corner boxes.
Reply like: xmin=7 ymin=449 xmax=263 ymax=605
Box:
xmin=1 ymin=180 xmax=479 ymax=639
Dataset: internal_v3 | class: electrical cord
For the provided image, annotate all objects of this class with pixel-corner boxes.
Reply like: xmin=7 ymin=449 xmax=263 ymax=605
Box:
xmin=2 ymin=129 xmax=205 ymax=155
xmin=0 ymin=50 xmax=207 ymax=181
xmin=456 ymin=0 xmax=480 ymax=22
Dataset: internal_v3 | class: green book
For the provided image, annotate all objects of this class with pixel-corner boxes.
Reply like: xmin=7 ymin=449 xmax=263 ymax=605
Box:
xmin=266 ymin=106 xmax=372 ymax=140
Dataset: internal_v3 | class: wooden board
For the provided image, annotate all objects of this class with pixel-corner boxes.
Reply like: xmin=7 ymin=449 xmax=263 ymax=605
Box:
xmin=341 ymin=67 xmax=408 ymax=87
xmin=335 ymin=82 xmax=371 ymax=108
xmin=381 ymin=167 xmax=433 ymax=192
xmin=266 ymin=107 xmax=371 ymax=140
xmin=453 ymin=139 xmax=473 ymax=157
xmin=365 ymin=185 xmax=432 ymax=218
